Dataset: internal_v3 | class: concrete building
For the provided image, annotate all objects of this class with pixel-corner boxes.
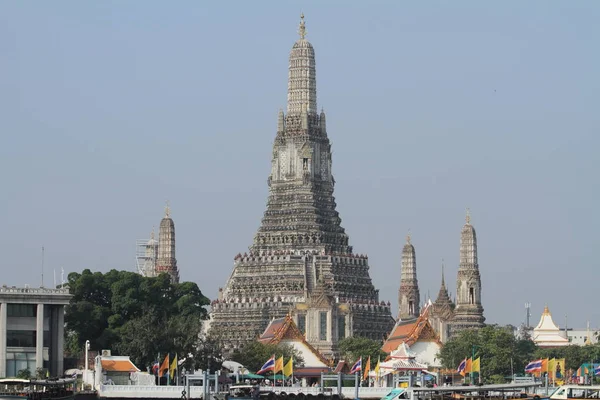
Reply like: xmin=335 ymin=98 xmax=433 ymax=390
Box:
xmin=0 ymin=286 xmax=71 ymax=378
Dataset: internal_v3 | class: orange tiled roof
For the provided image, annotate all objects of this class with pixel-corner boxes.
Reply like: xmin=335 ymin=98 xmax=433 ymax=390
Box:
xmin=258 ymin=315 xmax=330 ymax=366
xmin=382 ymin=304 xmax=441 ymax=353
xmin=101 ymin=359 xmax=140 ymax=372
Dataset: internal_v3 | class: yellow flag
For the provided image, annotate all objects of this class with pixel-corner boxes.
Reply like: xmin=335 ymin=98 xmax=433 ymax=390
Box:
xmin=274 ymin=356 xmax=284 ymax=374
xmin=363 ymin=356 xmax=371 ymax=381
xmin=471 ymin=357 xmax=480 ymax=373
xmin=548 ymin=358 xmax=555 ymax=379
xmin=283 ymin=357 xmax=293 ymax=377
xmin=374 ymin=357 xmax=380 ymax=378
xmin=169 ymin=354 xmax=178 ymax=379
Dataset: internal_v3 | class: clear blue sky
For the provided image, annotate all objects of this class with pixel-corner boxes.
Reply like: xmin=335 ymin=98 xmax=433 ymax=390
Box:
xmin=1 ymin=1 xmax=598 ymax=329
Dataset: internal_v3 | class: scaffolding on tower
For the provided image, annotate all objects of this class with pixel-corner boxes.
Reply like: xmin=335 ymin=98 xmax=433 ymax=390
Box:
xmin=136 ymin=235 xmax=158 ymax=277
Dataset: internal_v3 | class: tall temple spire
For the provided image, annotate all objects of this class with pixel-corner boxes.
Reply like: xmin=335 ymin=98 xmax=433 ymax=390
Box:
xmin=210 ymin=16 xmax=393 ymax=358
xmin=451 ymin=211 xmax=485 ymax=333
xmin=287 ymin=13 xmax=317 ymax=115
xmin=398 ymin=232 xmax=420 ymax=319
xmin=156 ymin=202 xmax=179 ymax=283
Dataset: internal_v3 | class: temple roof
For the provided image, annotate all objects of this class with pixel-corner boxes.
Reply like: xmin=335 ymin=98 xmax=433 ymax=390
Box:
xmin=532 ymin=306 xmax=569 ymax=347
xmin=258 ymin=315 xmax=330 ymax=365
xmin=382 ymin=304 xmax=441 ymax=353
xmin=101 ymin=356 xmax=140 ymax=372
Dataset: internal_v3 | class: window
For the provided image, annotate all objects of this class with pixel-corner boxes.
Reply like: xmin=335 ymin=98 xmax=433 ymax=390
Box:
xmin=303 ymin=158 xmax=308 ymax=170
xmin=297 ymin=314 xmax=306 ymax=335
xmin=7 ymin=304 xmax=36 ymax=317
xmin=338 ymin=316 xmax=346 ymax=340
xmin=319 ymin=312 xmax=327 ymax=341
xmin=469 ymin=288 xmax=474 ymax=304
xmin=409 ymin=301 xmax=414 ymax=315
xmin=7 ymin=331 xmax=36 ymax=347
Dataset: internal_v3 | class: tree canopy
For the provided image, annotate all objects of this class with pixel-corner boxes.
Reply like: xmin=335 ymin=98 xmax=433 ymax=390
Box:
xmin=231 ymin=341 xmax=305 ymax=374
xmin=338 ymin=337 xmax=387 ymax=364
xmin=65 ymin=269 xmax=210 ymax=370
xmin=438 ymin=325 xmax=536 ymax=383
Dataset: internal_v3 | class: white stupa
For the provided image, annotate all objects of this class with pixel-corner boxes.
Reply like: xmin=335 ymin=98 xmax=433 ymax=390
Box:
xmin=532 ymin=305 xmax=569 ymax=348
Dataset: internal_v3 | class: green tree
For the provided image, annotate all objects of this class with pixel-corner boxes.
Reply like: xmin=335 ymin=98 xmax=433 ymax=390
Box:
xmin=337 ymin=337 xmax=386 ymax=364
xmin=438 ymin=325 xmax=536 ymax=383
xmin=65 ymin=269 xmax=210 ymax=369
xmin=231 ymin=341 xmax=304 ymax=373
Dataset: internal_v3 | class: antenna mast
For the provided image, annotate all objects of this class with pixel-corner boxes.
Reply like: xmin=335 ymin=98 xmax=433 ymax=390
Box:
xmin=41 ymin=246 xmax=45 ymax=287
xmin=525 ymin=302 xmax=531 ymax=327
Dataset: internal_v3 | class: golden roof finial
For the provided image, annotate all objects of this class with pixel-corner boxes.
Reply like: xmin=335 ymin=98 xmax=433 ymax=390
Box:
xmin=298 ymin=13 xmax=306 ymax=39
xmin=165 ymin=200 xmax=171 ymax=218
xmin=466 ymin=208 xmax=471 ymax=224
xmin=543 ymin=304 xmax=550 ymax=315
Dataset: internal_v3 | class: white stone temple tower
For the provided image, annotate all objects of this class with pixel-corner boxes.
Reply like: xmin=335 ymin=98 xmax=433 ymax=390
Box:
xmin=209 ymin=15 xmax=393 ymax=358
xmin=156 ymin=202 xmax=179 ymax=283
xmin=398 ymin=234 xmax=420 ymax=320
xmin=451 ymin=210 xmax=485 ymax=333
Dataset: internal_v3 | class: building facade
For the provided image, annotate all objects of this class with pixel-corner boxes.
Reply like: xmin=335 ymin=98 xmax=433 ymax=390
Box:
xmin=155 ymin=203 xmax=179 ymax=283
xmin=209 ymin=15 xmax=394 ymax=358
xmin=0 ymin=286 xmax=71 ymax=378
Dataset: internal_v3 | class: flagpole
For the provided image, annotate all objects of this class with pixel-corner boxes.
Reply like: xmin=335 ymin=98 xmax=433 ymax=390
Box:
xmin=158 ymin=353 xmax=160 ymax=386
xmin=291 ymin=356 xmax=294 ymax=388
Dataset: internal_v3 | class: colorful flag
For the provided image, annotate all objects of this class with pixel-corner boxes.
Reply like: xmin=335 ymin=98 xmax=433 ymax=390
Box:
xmin=465 ymin=358 xmax=472 ymax=374
xmin=457 ymin=358 xmax=467 ymax=375
xmin=274 ymin=356 xmax=284 ymax=374
xmin=525 ymin=360 xmax=543 ymax=373
xmin=363 ymin=356 xmax=371 ymax=381
xmin=257 ymin=355 xmax=276 ymax=375
xmin=594 ymin=365 xmax=600 ymax=376
xmin=350 ymin=358 xmax=362 ymax=374
xmin=555 ymin=359 xmax=565 ymax=378
xmin=547 ymin=359 xmax=555 ymax=379
xmin=471 ymin=357 xmax=480 ymax=373
xmin=374 ymin=357 xmax=381 ymax=378
xmin=159 ymin=354 xmax=170 ymax=377
xmin=283 ymin=357 xmax=293 ymax=377
xmin=152 ymin=361 xmax=160 ymax=375
xmin=169 ymin=354 xmax=178 ymax=379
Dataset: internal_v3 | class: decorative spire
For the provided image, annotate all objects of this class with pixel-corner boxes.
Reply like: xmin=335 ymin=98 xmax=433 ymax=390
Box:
xmin=298 ymin=13 xmax=306 ymax=39
xmin=466 ymin=208 xmax=471 ymax=224
xmin=406 ymin=229 xmax=411 ymax=244
xmin=165 ymin=200 xmax=171 ymax=218
xmin=287 ymin=13 xmax=317 ymax=115
xmin=150 ymin=227 xmax=155 ymax=240
xmin=441 ymin=259 xmax=445 ymax=287
xmin=543 ymin=305 xmax=550 ymax=315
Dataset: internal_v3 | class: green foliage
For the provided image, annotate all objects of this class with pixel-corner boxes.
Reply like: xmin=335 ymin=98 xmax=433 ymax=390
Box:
xmin=16 ymin=369 xmax=31 ymax=379
xmin=337 ymin=337 xmax=386 ymax=364
xmin=438 ymin=325 xmax=535 ymax=383
xmin=231 ymin=341 xmax=304 ymax=373
xmin=534 ymin=343 xmax=600 ymax=371
xmin=65 ymin=269 xmax=210 ymax=369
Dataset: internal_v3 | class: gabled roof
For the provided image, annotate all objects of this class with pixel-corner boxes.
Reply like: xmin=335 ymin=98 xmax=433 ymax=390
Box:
xmin=100 ymin=356 xmax=140 ymax=372
xmin=258 ymin=315 xmax=329 ymax=365
xmin=382 ymin=304 xmax=441 ymax=353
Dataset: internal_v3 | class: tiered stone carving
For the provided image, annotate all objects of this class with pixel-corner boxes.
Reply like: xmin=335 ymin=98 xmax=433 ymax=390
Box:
xmin=398 ymin=234 xmax=420 ymax=320
xmin=449 ymin=211 xmax=485 ymax=334
xmin=209 ymin=15 xmax=394 ymax=358
xmin=155 ymin=203 xmax=179 ymax=283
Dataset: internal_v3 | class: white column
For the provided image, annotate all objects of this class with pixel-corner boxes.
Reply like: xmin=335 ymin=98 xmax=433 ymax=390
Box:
xmin=0 ymin=303 xmax=7 ymax=377
xmin=36 ymin=303 xmax=44 ymax=369
xmin=56 ymin=306 xmax=64 ymax=376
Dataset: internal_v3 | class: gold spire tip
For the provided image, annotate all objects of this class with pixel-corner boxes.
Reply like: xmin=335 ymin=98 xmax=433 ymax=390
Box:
xmin=298 ymin=13 xmax=306 ymax=39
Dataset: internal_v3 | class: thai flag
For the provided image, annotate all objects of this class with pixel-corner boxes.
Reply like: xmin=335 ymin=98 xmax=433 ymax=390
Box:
xmin=525 ymin=360 xmax=543 ymax=373
xmin=457 ymin=358 xmax=467 ymax=373
xmin=350 ymin=358 xmax=362 ymax=374
xmin=152 ymin=361 xmax=159 ymax=375
xmin=595 ymin=365 xmax=600 ymax=376
xmin=257 ymin=356 xmax=276 ymax=375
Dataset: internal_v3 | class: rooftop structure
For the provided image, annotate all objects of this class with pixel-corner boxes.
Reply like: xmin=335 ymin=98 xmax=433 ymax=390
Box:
xmin=532 ymin=306 xmax=569 ymax=347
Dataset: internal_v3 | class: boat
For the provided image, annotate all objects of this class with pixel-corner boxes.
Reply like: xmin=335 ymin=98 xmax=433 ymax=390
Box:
xmin=549 ymin=385 xmax=600 ymax=400
xmin=0 ymin=378 xmax=76 ymax=400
